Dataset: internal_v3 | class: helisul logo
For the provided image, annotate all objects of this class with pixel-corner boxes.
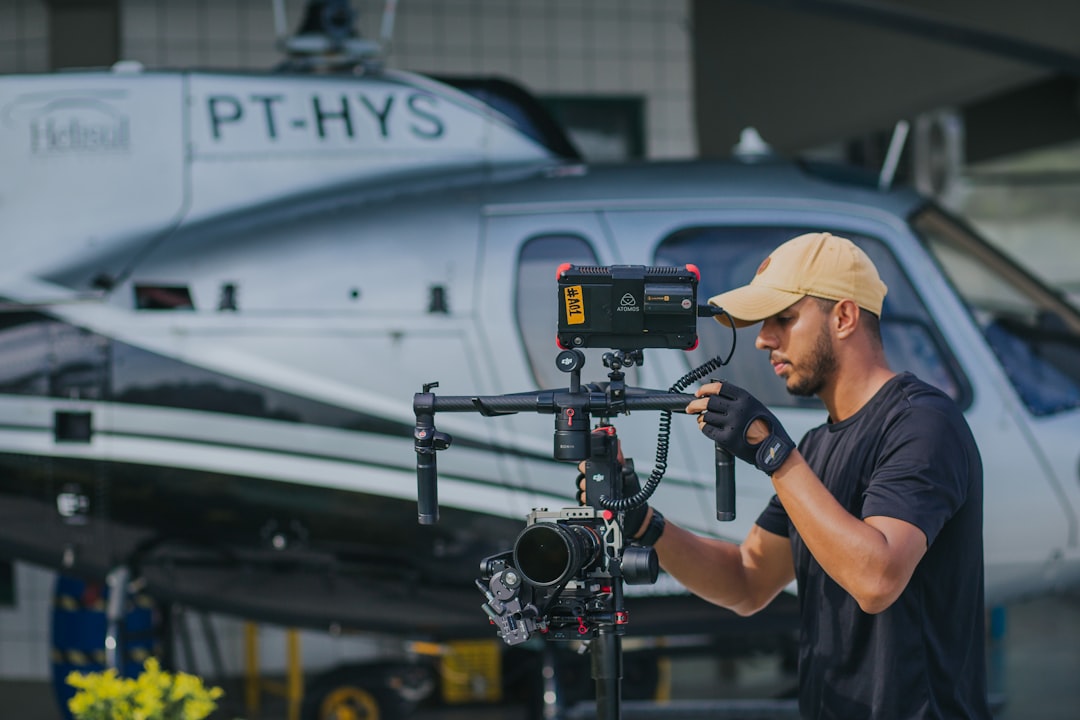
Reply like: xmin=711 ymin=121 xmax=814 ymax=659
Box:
xmin=3 ymin=91 xmax=131 ymax=156
xmin=616 ymin=293 xmax=640 ymax=312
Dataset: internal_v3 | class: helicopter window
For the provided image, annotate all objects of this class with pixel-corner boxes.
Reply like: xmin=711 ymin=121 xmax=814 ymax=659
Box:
xmin=655 ymin=226 xmax=965 ymax=409
xmin=134 ymin=285 xmax=194 ymax=311
xmin=0 ymin=315 xmax=50 ymax=396
xmin=516 ymin=234 xmax=639 ymax=389
xmin=914 ymin=207 xmax=1080 ymax=416
xmin=0 ymin=315 xmax=107 ymax=400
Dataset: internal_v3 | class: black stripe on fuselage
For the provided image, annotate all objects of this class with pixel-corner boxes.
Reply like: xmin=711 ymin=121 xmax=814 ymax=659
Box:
xmin=0 ymin=308 xmax=554 ymax=461
xmin=0 ymin=417 xmax=517 ymax=496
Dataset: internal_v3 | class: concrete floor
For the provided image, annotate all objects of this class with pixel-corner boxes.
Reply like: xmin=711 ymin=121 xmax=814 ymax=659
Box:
xmin=6 ymin=592 xmax=1079 ymax=720
xmin=988 ymin=593 xmax=1080 ymax=720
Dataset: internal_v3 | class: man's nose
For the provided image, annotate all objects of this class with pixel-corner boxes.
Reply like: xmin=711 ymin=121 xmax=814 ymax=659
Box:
xmin=755 ymin=327 xmax=776 ymax=351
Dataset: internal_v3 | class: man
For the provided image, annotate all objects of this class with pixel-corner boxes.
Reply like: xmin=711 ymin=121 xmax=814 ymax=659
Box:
xmin=622 ymin=232 xmax=990 ymax=719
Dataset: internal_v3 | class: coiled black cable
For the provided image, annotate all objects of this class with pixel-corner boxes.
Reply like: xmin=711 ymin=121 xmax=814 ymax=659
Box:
xmin=600 ymin=308 xmax=737 ymax=511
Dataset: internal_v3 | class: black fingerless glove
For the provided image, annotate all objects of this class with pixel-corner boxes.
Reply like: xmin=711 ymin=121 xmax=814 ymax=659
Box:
xmin=700 ymin=382 xmax=795 ymax=475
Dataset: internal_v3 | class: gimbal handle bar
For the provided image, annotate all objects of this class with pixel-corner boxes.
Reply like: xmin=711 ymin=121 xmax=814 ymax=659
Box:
xmin=413 ymin=386 xmax=693 ymax=525
xmin=419 ymin=387 xmax=693 ymax=414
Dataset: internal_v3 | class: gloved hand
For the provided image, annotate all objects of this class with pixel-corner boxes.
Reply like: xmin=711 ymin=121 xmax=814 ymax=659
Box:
xmin=698 ymin=382 xmax=795 ymax=475
xmin=575 ymin=459 xmax=649 ymax=539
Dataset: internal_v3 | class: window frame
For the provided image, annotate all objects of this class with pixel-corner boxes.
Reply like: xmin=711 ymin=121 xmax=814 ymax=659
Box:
xmin=514 ymin=232 xmax=602 ymax=390
xmin=912 ymin=204 xmax=1080 ymax=416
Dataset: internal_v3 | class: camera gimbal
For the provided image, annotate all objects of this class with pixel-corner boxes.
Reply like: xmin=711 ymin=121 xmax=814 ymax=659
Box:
xmin=413 ymin=347 xmax=735 ymax=720
xmin=412 ymin=263 xmax=737 ymax=720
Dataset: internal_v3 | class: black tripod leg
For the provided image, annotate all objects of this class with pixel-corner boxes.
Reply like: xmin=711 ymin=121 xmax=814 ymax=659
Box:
xmin=591 ymin=628 xmax=622 ymax=720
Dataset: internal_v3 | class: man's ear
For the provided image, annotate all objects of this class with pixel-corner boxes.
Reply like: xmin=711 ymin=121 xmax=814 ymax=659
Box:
xmin=834 ymin=299 xmax=860 ymax=339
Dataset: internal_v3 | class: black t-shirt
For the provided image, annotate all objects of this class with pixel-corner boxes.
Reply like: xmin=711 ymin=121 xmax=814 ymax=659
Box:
xmin=757 ymin=373 xmax=991 ymax=720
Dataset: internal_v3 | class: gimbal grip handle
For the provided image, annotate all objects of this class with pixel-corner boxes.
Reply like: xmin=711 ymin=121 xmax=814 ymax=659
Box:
xmin=715 ymin=445 xmax=736 ymax=521
xmin=413 ymin=397 xmax=443 ymax=525
xmin=416 ymin=448 xmax=439 ymax=525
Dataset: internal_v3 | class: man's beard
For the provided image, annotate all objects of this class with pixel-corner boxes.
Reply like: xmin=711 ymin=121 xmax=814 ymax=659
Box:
xmin=786 ymin=323 xmax=837 ymax=397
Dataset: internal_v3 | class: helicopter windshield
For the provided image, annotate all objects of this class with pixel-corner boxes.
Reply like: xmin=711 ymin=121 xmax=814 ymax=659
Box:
xmin=914 ymin=207 xmax=1080 ymax=417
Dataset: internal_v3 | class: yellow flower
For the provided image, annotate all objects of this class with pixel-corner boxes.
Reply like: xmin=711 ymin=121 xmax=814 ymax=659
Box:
xmin=67 ymin=692 xmax=95 ymax=716
xmin=66 ymin=658 xmax=224 ymax=720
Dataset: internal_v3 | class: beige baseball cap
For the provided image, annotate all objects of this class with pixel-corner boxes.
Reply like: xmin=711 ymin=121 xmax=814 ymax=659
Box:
xmin=708 ymin=232 xmax=888 ymax=328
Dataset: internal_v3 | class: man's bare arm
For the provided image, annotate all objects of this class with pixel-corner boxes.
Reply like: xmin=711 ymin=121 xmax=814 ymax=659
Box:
xmin=652 ymin=516 xmax=794 ymax=617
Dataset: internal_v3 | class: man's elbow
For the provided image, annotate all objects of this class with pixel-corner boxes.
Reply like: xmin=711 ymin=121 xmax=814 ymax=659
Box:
xmin=727 ymin=601 xmax=760 ymax=618
xmin=855 ymin=594 xmax=895 ymax=615
xmin=727 ymin=590 xmax=780 ymax=617
xmin=852 ymin=576 xmax=906 ymax=615
xmin=726 ymin=603 xmax=761 ymax=618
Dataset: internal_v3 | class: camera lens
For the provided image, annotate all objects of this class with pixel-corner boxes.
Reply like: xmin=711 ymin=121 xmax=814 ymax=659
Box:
xmin=514 ymin=523 xmax=600 ymax=587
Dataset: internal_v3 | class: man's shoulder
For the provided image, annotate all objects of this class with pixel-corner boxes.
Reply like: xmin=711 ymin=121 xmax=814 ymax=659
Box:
xmin=890 ymin=372 xmax=962 ymax=416
xmin=822 ymin=372 xmax=967 ymax=441
xmin=884 ymin=374 xmax=980 ymax=456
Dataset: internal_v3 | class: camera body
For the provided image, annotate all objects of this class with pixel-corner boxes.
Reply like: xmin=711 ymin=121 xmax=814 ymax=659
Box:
xmin=514 ymin=506 xmax=616 ymax=588
xmin=480 ymin=505 xmax=658 ymax=645
xmin=478 ymin=428 xmax=658 ymax=646
xmin=557 ymin=264 xmax=700 ymax=351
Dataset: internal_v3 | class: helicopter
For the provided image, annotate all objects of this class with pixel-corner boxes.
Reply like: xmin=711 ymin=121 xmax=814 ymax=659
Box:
xmin=2 ymin=1 xmax=1080 ymax=717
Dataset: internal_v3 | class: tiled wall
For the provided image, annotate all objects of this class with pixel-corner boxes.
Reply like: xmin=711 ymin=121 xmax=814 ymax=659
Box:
xmin=0 ymin=0 xmax=49 ymax=73
xmin=1 ymin=0 xmax=696 ymax=158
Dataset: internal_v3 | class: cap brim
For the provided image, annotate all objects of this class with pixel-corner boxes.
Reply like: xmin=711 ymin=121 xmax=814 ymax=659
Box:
xmin=708 ymin=285 xmax=805 ymax=328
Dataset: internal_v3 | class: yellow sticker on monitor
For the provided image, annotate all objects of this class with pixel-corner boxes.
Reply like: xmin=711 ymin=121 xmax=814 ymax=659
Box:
xmin=563 ymin=285 xmax=585 ymax=325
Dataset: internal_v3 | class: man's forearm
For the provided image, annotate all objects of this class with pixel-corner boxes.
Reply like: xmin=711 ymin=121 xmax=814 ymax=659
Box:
xmin=654 ymin=520 xmax=790 ymax=617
